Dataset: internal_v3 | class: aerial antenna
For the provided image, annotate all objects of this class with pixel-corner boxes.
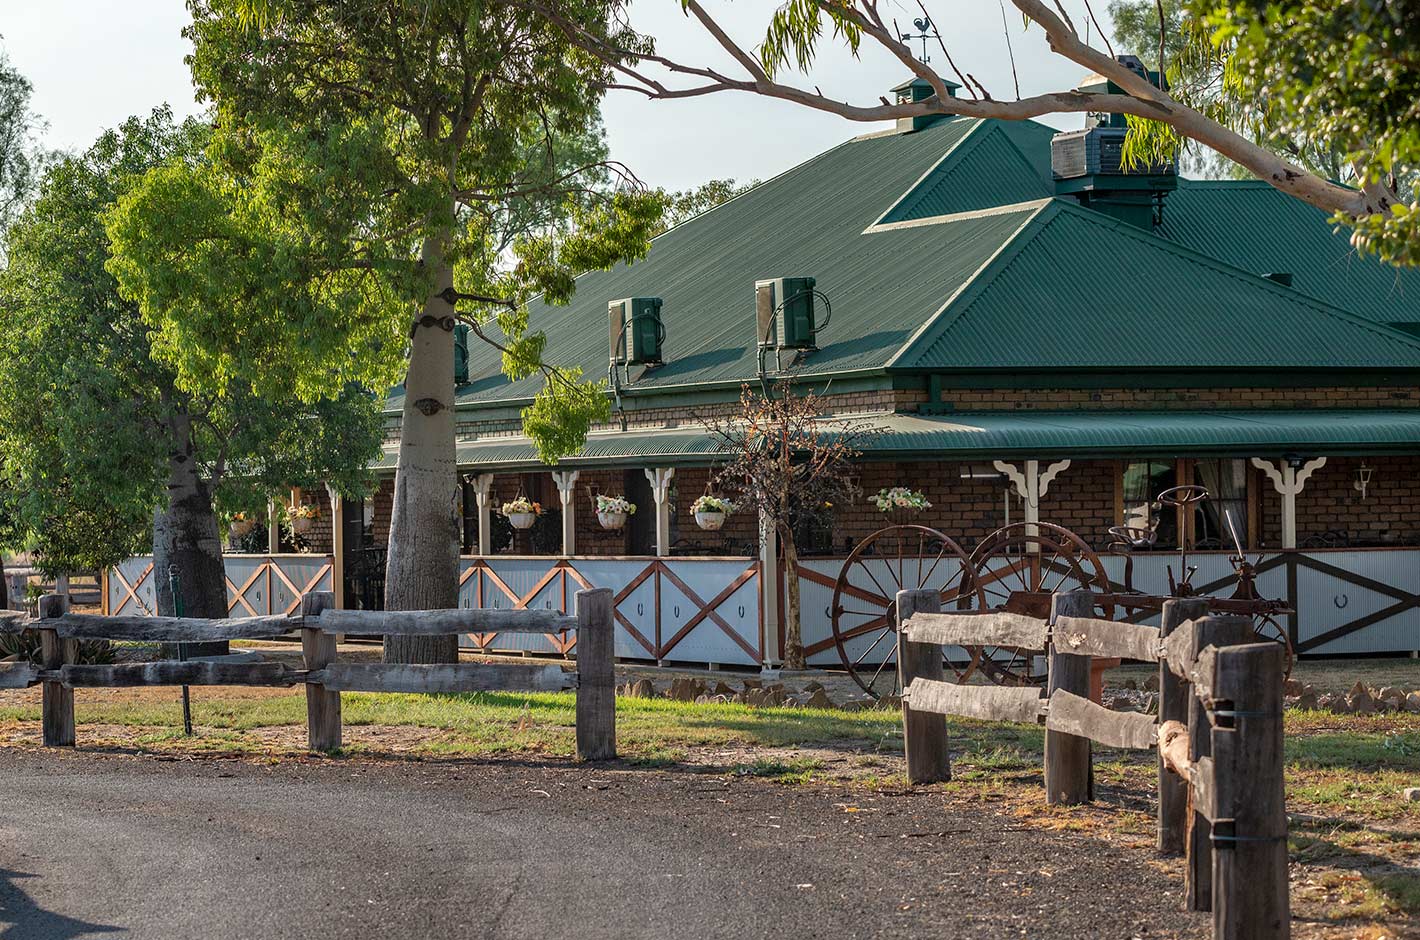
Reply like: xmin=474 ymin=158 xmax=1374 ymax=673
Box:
xmin=899 ymin=16 xmax=940 ymax=64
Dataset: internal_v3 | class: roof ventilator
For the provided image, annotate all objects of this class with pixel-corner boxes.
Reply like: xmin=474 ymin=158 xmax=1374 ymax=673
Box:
xmin=1051 ymin=55 xmax=1178 ymax=229
xmin=755 ymin=277 xmax=831 ymax=395
xmin=607 ymin=297 xmax=665 ymax=430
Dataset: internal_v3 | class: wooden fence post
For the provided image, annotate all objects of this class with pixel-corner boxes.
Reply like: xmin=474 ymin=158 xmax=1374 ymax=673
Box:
xmin=1186 ymin=614 xmax=1255 ymax=913
xmin=1211 ymin=642 xmax=1289 ymax=940
xmin=1158 ymin=597 xmax=1209 ymax=856
xmin=897 ymin=588 xmax=949 ymax=783
xmin=1045 ymin=590 xmax=1094 ymax=805
xmin=38 ymin=593 xmax=75 ymax=747
xmin=575 ymin=587 xmax=615 ymax=761
xmin=300 ymin=591 xmax=340 ymax=753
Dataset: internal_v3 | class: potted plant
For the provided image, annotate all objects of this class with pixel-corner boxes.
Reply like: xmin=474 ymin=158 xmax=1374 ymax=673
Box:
xmin=595 ymin=494 xmax=635 ymax=530
xmin=286 ymin=502 xmax=320 ymax=535
xmin=228 ymin=511 xmax=255 ymax=538
xmin=872 ymin=486 xmax=931 ymax=520
xmin=501 ymin=496 xmax=543 ymax=530
xmin=691 ymin=494 xmax=734 ymax=531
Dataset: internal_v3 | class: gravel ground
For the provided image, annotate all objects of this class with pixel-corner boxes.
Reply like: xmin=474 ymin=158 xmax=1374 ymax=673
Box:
xmin=0 ymin=748 xmax=1209 ymax=940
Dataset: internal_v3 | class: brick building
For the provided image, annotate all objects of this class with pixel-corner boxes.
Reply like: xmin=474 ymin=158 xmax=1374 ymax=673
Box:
xmin=307 ymin=75 xmax=1420 ymax=668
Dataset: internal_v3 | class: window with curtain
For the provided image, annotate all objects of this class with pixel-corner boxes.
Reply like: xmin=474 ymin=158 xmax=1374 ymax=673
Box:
xmin=1193 ymin=459 xmax=1248 ymax=549
xmin=1122 ymin=460 xmax=1178 ymax=548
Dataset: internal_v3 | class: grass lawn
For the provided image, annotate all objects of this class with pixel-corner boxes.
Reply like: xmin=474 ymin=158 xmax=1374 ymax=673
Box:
xmin=1 ymin=678 xmax=1417 ymax=938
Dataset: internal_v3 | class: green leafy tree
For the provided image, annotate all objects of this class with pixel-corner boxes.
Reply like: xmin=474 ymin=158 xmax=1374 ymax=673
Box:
xmin=0 ymin=109 xmax=383 ymax=644
xmin=0 ymin=45 xmax=44 ymax=232
xmin=540 ymin=0 xmax=1416 ymax=264
xmin=653 ymin=178 xmax=758 ymax=235
xmin=105 ymin=1 xmax=666 ymax=663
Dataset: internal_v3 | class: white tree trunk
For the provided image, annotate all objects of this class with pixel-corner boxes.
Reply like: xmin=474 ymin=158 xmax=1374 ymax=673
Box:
xmin=782 ymin=536 xmax=805 ymax=670
xmin=383 ymin=232 xmax=461 ymax=664
xmin=152 ymin=413 xmax=229 ymax=656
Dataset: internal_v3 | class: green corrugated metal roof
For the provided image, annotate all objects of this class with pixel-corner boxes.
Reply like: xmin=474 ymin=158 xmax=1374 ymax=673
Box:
xmin=878 ymin=122 xmax=1054 ymax=224
xmin=893 ymin=200 xmax=1420 ymax=371
xmin=448 ymin=116 xmax=1035 ymax=408
xmin=372 ymin=408 xmax=1420 ymax=471
xmin=1159 ymin=180 xmax=1420 ymax=326
xmin=428 ymin=115 xmax=1420 ymax=420
xmin=857 ymin=409 xmax=1420 ymax=457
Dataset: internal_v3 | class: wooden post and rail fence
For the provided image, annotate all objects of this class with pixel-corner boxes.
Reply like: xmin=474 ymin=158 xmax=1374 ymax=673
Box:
xmin=896 ymin=588 xmax=1290 ymax=940
xmin=0 ymin=588 xmax=617 ymax=760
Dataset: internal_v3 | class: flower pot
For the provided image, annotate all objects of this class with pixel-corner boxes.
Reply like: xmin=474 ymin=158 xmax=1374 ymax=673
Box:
xmin=695 ymin=510 xmax=727 ymax=531
xmin=598 ymin=510 xmax=627 ymax=530
xmin=229 ymin=519 xmax=254 ymax=538
xmin=292 ymin=516 xmax=314 ymax=535
xmin=507 ymin=511 xmax=536 ymax=530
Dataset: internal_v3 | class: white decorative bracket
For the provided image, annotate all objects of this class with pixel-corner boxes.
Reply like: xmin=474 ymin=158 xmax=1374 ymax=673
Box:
xmin=992 ymin=458 xmax=1072 ymax=514
xmin=467 ymin=473 xmax=495 ymax=556
xmin=645 ymin=468 xmax=675 ymax=557
xmin=551 ymin=470 xmax=580 ymax=556
xmin=1250 ymin=457 xmax=1325 ymax=549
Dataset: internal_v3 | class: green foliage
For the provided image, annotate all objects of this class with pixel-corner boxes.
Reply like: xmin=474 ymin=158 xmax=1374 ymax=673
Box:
xmin=0 ymin=46 xmax=45 ymax=233
xmin=1116 ymin=0 xmax=1420 ymax=263
xmin=654 ymin=178 xmax=758 ymax=235
xmin=753 ymin=0 xmax=862 ymax=77
xmin=107 ymin=0 xmax=669 ymax=463
xmin=0 ymin=630 xmax=116 ymax=666
xmin=0 ymin=109 xmax=383 ymax=572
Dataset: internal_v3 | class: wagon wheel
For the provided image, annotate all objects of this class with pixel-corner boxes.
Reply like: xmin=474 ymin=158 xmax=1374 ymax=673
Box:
xmin=968 ymin=522 xmax=1115 ymax=686
xmin=830 ymin=525 xmax=985 ymax=699
xmin=1251 ymin=612 xmax=1296 ymax=680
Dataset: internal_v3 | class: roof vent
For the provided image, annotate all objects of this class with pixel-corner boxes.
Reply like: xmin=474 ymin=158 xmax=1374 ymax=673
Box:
xmin=1051 ymin=55 xmax=1177 ymax=229
xmin=891 ymin=76 xmax=959 ymax=133
xmin=1263 ymin=272 xmax=1294 ymax=287
xmin=755 ymin=277 xmax=819 ymax=349
xmin=608 ymin=297 xmax=664 ymax=366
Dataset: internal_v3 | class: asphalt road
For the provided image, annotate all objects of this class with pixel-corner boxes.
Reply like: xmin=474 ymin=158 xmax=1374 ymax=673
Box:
xmin=0 ymin=749 xmax=1207 ymax=939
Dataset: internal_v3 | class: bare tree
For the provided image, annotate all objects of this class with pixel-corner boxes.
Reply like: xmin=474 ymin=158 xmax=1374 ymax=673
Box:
xmin=706 ymin=381 xmax=878 ymax=670
xmin=529 ymin=0 xmax=1398 ymax=237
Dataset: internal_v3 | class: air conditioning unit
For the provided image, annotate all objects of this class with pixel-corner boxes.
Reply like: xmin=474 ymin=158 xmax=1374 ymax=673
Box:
xmin=608 ymin=297 xmax=664 ymax=365
xmin=1051 ymin=127 xmax=1173 ymax=179
xmin=453 ymin=323 xmax=470 ymax=385
xmin=754 ymin=277 xmax=817 ymax=349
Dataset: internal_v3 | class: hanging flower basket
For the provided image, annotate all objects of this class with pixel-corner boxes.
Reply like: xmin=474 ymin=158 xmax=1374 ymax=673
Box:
xmin=596 ymin=495 xmax=635 ymax=530
xmin=501 ymin=497 xmax=543 ymax=530
xmin=692 ymin=494 xmax=734 ymax=531
xmin=228 ymin=514 xmax=255 ymax=538
xmin=872 ymin=487 xmax=931 ymax=515
xmin=287 ymin=503 xmax=319 ymax=535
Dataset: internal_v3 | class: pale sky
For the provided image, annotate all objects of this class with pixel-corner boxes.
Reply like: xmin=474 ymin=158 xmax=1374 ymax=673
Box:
xmin=1 ymin=1 xmax=1107 ymax=191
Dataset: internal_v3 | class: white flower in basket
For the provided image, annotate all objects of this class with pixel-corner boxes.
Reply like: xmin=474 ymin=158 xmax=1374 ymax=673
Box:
xmin=872 ymin=487 xmax=931 ymax=513
xmin=596 ymin=494 xmax=636 ymax=529
xmin=691 ymin=494 xmax=734 ymax=531
xmin=501 ymin=497 xmax=543 ymax=530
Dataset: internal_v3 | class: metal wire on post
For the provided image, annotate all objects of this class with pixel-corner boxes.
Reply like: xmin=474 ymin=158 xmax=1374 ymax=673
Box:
xmin=167 ymin=564 xmax=193 ymax=736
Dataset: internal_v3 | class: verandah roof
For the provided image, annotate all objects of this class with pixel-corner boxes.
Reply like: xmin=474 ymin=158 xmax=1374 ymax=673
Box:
xmin=371 ymin=409 xmax=1420 ymax=473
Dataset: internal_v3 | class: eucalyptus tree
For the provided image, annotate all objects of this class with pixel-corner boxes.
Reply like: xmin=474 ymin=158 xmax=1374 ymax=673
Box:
xmin=106 ymin=0 xmax=665 ymax=663
xmin=0 ymin=109 xmax=382 ymax=646
xmin=538 ymin=0 xmax=1418 ymax=265
xmin=0 ymin=46 xmax=43 ymax=232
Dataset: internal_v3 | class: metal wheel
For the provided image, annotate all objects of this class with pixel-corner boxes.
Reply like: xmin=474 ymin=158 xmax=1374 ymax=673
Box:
xmin=968 ymin=522 xmax=1115 ymax=686
xmin=829 ymin=525 xmax=984 ymax=699
xmin=1251 ymin=612 xmax=1296 ymax=680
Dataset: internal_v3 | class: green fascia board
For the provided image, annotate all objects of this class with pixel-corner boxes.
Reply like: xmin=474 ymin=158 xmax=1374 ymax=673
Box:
xmin=890 ymin=198 xmax=1420 ymax=372
xmin=370 ymin=408 xmax=1420 ymax=473
xmin=855 ymin=409 xmax=1420 ymax=458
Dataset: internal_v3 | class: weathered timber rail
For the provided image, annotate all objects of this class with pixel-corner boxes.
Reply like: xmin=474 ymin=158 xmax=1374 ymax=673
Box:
xmin=896 ymin=589 xmax=1290 ymax=940
xmin=0 ymin=588 xmax=616 ymax=760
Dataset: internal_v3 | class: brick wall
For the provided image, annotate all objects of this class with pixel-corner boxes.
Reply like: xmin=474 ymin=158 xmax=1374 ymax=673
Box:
xmin=938 ymin=385 xmax=1417 ymax=412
